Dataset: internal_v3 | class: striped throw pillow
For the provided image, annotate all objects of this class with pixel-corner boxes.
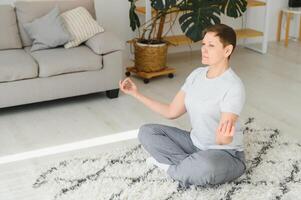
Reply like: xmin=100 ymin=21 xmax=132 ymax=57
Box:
xmin=61 ymin=7 xmax=104 ymax=48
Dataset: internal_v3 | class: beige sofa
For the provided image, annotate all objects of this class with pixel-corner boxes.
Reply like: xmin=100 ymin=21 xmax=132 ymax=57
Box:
xmin=0 ymin=0 xmax=124 ymax=108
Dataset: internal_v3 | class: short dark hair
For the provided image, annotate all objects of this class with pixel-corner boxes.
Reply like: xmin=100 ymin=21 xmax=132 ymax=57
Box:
xmin=202 ymin=24 xmax=237 ymax=58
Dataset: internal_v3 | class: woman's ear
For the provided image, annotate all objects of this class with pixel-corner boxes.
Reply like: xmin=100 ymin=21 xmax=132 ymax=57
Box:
xmin=225 ymin=45 xmax=233 ymax=58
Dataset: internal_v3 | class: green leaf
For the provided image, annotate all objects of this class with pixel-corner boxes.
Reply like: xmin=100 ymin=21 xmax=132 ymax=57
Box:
xmin=218 ymin=0 xmax=247 ymax=18
xmin=129 ymin=0 xmax=140 ymax=31
xmin=179 ymin=0 xmax=221 ymax=42
xmin=151 ymin=0 xmax=177 ymax=10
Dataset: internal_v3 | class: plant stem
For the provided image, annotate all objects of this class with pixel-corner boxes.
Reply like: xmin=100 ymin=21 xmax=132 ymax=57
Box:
xmin=162 ymin=11 xmax=179 ymax=38
xmin=147 ymin=15 xmax=158 ymax=41
xmin=156 ymin=14 xmax=166 ymax=40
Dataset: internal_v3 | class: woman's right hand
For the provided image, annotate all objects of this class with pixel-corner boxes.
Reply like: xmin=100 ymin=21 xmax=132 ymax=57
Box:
xmin=119 ymin=78 xmax=138 ymax=96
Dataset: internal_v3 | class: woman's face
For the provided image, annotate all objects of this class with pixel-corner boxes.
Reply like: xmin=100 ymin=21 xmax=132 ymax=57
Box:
xmin=201 ymin=32 xmax=232 ymax=66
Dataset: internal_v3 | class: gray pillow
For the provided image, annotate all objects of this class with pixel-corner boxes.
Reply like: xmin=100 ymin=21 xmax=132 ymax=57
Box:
xmin=23 ymin=6 xmax=70 ymax=51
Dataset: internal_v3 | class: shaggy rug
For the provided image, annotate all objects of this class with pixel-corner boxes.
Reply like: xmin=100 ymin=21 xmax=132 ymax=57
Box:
xmin=32 ymin=118 xmax=301 ymax=200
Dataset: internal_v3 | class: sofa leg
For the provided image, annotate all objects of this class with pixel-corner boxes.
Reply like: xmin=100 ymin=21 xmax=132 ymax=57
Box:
xmin=106 ymin=89 xmax=119 ymax=99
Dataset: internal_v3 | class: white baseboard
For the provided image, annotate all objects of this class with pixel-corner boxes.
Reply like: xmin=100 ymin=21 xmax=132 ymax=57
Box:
xmin=0 ymin=129 xmax=138 ymax=165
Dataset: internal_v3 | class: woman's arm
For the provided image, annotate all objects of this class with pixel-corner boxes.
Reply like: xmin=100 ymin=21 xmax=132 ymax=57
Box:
xmin=119 ymin=78 xmax=186 ymax=119
xmin=215 ymin=113 xmax=238 ymax=145
xmin=217 ymin=80 xmax=245 ymax=145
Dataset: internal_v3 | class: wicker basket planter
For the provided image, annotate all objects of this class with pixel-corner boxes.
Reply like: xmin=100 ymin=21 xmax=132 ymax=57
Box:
xmin=134 ymin=41 xmax=168 ymax=72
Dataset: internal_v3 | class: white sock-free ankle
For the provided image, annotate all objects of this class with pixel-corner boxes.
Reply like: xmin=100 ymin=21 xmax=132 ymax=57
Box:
xmin=146 ymin=157 xmax=170 ymax=172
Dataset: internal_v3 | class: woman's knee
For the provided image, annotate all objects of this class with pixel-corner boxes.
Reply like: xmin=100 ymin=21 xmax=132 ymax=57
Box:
xmin=167 ymin=156 xmax=220 ymax=187
xmin=138 ymin=123 xmax=159 ymax=144
xmin=168 ymin=157 xmax=245 ymax=187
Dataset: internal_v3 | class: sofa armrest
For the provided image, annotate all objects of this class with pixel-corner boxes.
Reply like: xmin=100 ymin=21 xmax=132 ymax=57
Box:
xmin=85 ymin=31 xmax=124 ymax=55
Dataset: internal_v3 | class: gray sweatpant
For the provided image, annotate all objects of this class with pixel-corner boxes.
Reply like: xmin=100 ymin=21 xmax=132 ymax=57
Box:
xmin=138 ymin=124 xmax=246 ymax=187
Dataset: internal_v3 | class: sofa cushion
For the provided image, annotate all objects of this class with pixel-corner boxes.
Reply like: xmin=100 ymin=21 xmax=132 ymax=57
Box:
xmin=0 ymin=49 xmax=38 ymax=82
xmin=23 ymin=6 xmax=70 ymax=52
xmin=15 ymin=0 xmax=95 ymax=47
xmin=61 ymin=7 xmax=104 ymax=48
xmin=0 ymin=5 xmax=22 ymax=50
xmin=26 ymin=45 xmax=102 ymax=77
xmin=85 ymin=32 xmax=125 ymax=55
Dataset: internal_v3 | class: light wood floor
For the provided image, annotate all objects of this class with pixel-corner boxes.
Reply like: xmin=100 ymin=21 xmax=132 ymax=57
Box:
xmin=0 ymin=40 xmax=300 ymax=199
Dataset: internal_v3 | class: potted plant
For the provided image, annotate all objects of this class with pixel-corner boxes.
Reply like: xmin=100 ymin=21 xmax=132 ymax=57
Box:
xmin=128 ymin=0 xmax=248 ymax=73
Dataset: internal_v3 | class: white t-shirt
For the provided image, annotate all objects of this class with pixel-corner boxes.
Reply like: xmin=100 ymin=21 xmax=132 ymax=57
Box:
xmin=181 ymin=66 xmax=246 ymax=151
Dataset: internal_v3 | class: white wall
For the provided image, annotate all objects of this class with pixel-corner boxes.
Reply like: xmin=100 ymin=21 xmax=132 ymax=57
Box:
xmin=94 ymin=0 xmax=134 ymax=63
xmin=94 ymin=0 xmax=134 ymax=44
xmin=0 ymin=0 xmax=14 ymax=5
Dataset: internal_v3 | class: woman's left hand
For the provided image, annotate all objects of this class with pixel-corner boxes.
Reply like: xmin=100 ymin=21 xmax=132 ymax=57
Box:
xmin=216 ymin=120 xmax=235 ymax=145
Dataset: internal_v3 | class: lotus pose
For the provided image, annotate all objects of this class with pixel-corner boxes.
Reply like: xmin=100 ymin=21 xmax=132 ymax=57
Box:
xmin=119 ymin=24 xmax=246 ymax=187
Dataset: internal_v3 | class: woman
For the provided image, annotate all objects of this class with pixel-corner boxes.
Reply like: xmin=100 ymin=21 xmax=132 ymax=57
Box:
xmin=119 ymin=24 xmax=246 ymax=187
